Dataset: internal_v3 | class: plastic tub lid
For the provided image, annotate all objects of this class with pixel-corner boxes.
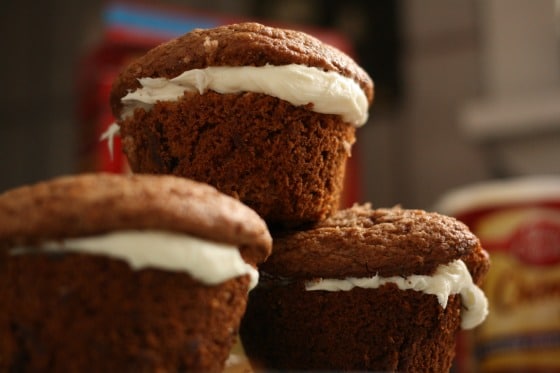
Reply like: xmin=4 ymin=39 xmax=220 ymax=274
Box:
xmin=434 ymin=175 xmax=560 ymax=216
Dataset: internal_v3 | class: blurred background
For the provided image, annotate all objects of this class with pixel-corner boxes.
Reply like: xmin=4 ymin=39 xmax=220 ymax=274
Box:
xmin=1 ymin=0 xmax=559 ymax=209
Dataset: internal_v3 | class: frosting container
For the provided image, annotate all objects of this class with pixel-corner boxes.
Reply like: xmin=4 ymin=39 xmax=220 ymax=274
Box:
xmin=435 ymin=175 xmax=560 ymax=373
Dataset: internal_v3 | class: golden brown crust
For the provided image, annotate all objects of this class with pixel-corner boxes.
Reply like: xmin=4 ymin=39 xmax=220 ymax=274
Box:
xmin=110 ymin=22 xmax=374 ymax=117
xmin=265 ymin=204 xmax=489 ymax=280
xmin=0 ymin=173 xmax=271 ymax=265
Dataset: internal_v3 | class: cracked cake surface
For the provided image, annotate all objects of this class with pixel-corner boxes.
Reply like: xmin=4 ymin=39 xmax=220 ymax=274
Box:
xmin=266 ymin=204 xmax=489 ymax=281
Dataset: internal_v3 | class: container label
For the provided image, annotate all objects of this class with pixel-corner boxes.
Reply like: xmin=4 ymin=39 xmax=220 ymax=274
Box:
xmin=468 ymin=207 xmax=560 ymax=372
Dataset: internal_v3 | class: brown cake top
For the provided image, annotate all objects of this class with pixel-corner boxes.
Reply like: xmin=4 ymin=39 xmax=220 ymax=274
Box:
xmin=0 ymin=173 xmax=272 ymax=265
xmin=265 ymin=204 xmax=489 ymax=282
xmin=110 ymin=22 xmax=374 ymax=117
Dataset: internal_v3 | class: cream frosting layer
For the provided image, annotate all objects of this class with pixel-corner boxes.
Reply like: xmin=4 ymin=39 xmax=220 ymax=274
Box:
xmin=305 ymin=259 xmax=488 ymax=330
xmin=10 ymin=231 xmax=259 ymax=289
xmin=120 ymin=64 xmax=370 ymax=127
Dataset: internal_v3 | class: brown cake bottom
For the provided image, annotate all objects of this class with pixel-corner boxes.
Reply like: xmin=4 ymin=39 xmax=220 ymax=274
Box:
xmin=240 ymin=279 xmax=462 ymax=372
xmin=119 ymin=92 xmax=356 ymax=228
xmin=0 ymin=250 xmax=251 ymax=372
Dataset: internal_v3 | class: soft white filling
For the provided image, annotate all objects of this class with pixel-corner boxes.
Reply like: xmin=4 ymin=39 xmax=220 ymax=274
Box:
xmin=10 ymin=231 xmax=259 ymax=289
xmin=305 ymin=259 xmax=488 ymax=330
xmin=119 ymin=64 xmax=369 ymax=127
xmin=98 ymin=122 xmax=120 ymax=160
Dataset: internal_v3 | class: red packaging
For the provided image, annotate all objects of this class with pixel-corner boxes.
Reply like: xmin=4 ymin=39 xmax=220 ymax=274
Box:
xmin=436 ymin=176 xmax=560 ymax=372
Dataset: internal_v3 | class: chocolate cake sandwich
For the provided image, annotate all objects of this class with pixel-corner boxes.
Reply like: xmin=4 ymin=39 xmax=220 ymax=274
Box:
xmin=240 ymin=204 xmax=489 ymax=372
xmin=0 ymin=173 xmax=271 ymax=372
xmin=108 ymin=22 xmax=374 ymax=227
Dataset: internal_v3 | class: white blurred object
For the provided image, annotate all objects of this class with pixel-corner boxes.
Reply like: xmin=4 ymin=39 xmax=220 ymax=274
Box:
xmin=461 ymin=90 xmax=560 ymax=140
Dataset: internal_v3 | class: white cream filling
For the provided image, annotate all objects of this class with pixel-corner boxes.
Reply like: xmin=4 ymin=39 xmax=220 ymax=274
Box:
xmin=119 ymin=64 xmax=369 ymax=127
xmin=305 ymin=259 xmax=488 ymax=330
xmin=99 ymin=122 xmax=121 ymax=160
xmin=10 ymin=231 xmax=259 ymax=289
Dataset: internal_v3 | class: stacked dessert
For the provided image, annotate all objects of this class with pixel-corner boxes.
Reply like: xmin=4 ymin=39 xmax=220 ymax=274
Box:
xmin=106 ymin=22 xmax=490 ymax=371
xmin=0 ymin=22 xmax=488 ymax=371
xmin=108 ymin=22 xmax=373 ymax=228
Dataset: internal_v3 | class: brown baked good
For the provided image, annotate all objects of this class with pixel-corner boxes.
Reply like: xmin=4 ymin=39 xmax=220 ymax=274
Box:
xmin=239 ymin=204 xmax=490 ymax=372
xmin=108 ymin=22 xmax=374 ymax=228
xmin=0 ymin=173 xmax=271 ymax=372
